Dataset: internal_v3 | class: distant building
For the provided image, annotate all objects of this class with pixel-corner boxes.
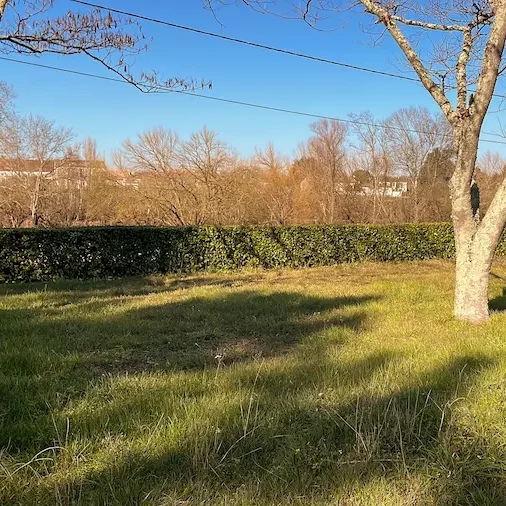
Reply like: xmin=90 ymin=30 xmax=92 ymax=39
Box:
xmin=0 ymin=159 xmax=107 ymax=186
xmin=0 ymin=159 xmax=58 ymax=179
xmin=348 ymin=174 xmax=409 ymax=198
xmin=358 ymin=177 xmax=409 ymax=198
xmin=107 ymin=169 xmax=144 ymax=189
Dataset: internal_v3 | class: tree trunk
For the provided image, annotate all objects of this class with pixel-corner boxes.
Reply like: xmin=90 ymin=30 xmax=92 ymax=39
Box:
xmin=454 ymin=250 xmax=491 ymax=322
xmin=0 ymin=0 xmax=9 ymax=20
xmin=450 ymin=125 xmax=498 ymax=323
xmin=356 ymin=0 xmax=506 ymax=323
xmin=413 ymin=180 xmax=419 ymax=223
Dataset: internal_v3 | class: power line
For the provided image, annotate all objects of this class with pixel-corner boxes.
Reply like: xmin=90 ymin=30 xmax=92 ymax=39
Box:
xmin=0 ymin=56 xmax=424 ymax=134
xmin=1 ymin=55 xmax=506 ymax=145
xmin=71 ymin=0 xmax=419 ymax=84
xmin=0 ymin=56 xmax=126 ymax=84
xmin=71 ymin=0 xmax=506 ymax=104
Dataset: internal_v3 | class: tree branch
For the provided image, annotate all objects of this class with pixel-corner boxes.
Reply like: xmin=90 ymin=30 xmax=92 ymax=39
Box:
xmin=390 ymin=15 xmax=467 ymax=32
xmin=0 ymin=2 xmax=201 ymax=91
xmin=358 ymin=0 xmax=456 ymax=124
xmin=0 ymin=0 xmax=9 ymax=21
xmin=456 ymin=28 xmax=473 ymax=114
xmin=472 ymin=3 xmax=506 ymax=123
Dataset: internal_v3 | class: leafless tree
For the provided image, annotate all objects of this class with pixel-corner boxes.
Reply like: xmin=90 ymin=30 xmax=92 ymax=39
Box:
xmin=475 ymin=150 xmax=506 ymax=216
xmin=0 ymin=81 xmax=13 ymax=123
xmin=304 ymin=119 xmax=348 ymax=223
xmin=253 ymin=143 xmax=296 ymax=225
xmin=120 ymin=127 xmax=180 ymax=174
xmin=116 ymin=127 xmax=191 ymax=225
xmin=207 ymin=0 xmax=506 ymax=322
xmin=178 ymin=127 xmax=236 ymax=224
xmin=82 ymin=137 xmax=99 ymax=162
xmin=117 ymin=127 xmax=236 ymax=225
xmin=0 ymin=114 xmax=73 ymax=226
xmin=0 ymin=0 xmax=200 ymax=90
xmin=0 ymin=81 xmax=17 ymax=157
xmin=478 ymin=150 xmax=506 ymax=174
xmin=384 ymin=107 xmax=453 ymax=222
xmin=25 ymin=115 xmax=73 ymax=226
xmin=349 ymin=112 xmax=392 ymax=223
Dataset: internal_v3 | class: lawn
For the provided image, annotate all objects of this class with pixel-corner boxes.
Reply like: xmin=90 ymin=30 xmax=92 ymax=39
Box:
xmin=2 ymin=260 xmax=506 ymax=505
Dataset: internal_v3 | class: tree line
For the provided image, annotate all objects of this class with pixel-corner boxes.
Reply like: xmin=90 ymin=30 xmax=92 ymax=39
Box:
xmin=0 ymin=83 xmax=504 ymax=228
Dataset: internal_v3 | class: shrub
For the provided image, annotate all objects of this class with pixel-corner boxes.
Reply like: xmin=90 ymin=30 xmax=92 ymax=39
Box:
xmin=0 ymin=223 xmax=477 ymax=282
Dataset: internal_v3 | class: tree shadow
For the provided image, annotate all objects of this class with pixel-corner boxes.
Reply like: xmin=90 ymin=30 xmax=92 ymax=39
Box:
xmin=28 ymin=352 xmax=502 ymax=505
xmin=489 ymin=287 xmax=506 ymax=312
xmin=5 ymin=278 xmax=503 ymax=504
xmin=0 ymin=272 xmax=265 ymax=301
xmin=486 ymin=271 xmax=506 ymax=312
xmin=0 ymin=286 xmax=378 ymax=453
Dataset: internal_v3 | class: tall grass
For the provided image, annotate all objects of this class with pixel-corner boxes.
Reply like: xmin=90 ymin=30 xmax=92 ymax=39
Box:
xmin=2 ymin=260 xmax=506 ymax=504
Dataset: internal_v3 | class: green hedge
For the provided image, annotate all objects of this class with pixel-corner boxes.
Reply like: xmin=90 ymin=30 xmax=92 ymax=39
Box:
xmin=0 ymin=223 xmax=469 ymax=282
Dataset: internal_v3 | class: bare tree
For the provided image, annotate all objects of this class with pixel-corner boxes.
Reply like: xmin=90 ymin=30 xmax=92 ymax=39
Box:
xmin=0 ymin=114 xmax=73 ymax=226
xmin=117 ymin=127 xmax=236 ymax=225
xmin=82 ymin=137 xmax=99 ymax=162
xmin=305 ymin=119 xmax=348 ymax=223
xmin=349 ymin=112 xmax=392 ymax=223
xmin=478 ymin=150 xmax=506 ymax=175
xmin=178 ymin=127 xmax=236 ymax=224
xmin=0 ymin=81 xmax=17 ymax=156
xmin=120 ymin=127 xmax=180 ymax=174
xmin=0 ymin=0 xmax=198 ymax=90
xmin=289 ymin=152 xmax=322 ymax=224
xmin=384 ymin=107 xmax=453 ymax=222
xmin=207 ymin=0 xmax=506 ymax=322
xmin=253 ymin=143 xmax=296 ymax=225
xmin=0 ymin=81 xmax=13 ymax=123
xmin=22 ymin=115 xmax=73 ymax=225
xmin=116 ymin=127 xmax=191 ymax=226
xmin=475 ymin=150 xmax=506 ymax=216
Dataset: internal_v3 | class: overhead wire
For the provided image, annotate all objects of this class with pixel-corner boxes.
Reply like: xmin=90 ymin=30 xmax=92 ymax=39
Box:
xmin=2 ymin=55 xmax=506 ymax=144
xmin=71 ymin=0 xmax=420 ymax=84
xmin=70 ymin=0 xmax=506 ymax=103
xmin=3 ymin=55 xmax=506 ymax=144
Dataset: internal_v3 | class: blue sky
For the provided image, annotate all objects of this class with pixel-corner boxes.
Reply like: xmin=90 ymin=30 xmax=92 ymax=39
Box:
xmin=2 ymin=0 xmax=506 ymax=160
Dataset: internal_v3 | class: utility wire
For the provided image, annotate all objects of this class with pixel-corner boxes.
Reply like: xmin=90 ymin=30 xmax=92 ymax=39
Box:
xmin=0 ymin=56 xmax=126 ymax=84
xmin=1 ymin=55 xmax=506 ymax=145
xmin=71 ymin=0 xmax=506 ymax=104
xmin=72 ymin=0 xmax=421 ymax=83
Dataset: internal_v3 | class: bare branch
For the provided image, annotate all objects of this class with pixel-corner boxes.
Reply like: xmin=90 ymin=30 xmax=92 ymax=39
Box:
xmin=472 ymin=4 xmax=506 ymax=122
xmin=358 ymin=0 xmax=457 ymax=123
xmin=390 ymin=15 xmax=467 ymax=32
xmin=0 ymin=1 xmax=200 ymax=91
xmin=456 ymin=28 xmax=473 ymax=113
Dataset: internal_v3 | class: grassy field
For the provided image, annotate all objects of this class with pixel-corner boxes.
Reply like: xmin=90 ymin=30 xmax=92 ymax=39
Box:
xmin=2 ymin=261 xmax=506 ymax=505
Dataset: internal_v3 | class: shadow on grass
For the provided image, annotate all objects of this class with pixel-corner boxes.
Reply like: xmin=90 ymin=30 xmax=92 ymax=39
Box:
xmin=0 ymin=273 xmax=265 ymax=300
xmin=0 ymin=285 xmax=376 ymax=452
xmin=489 ymin=271 xmax=506 ymax=312
xmin=489 ymin=287 xmax=506 ymax=312
xmin=2 ymin=279 xmax=504 ymax=505
xmin=32 ymin=353 xmax=504 ymax=506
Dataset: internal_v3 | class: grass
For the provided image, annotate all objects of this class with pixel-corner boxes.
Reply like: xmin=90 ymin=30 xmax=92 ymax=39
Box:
xmin=2 ymin=260 xmax=506 ymax=505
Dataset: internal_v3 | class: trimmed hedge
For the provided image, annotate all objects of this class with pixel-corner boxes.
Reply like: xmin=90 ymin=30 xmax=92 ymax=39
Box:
xmin=0 ymin=223 xmax=479 ymax=282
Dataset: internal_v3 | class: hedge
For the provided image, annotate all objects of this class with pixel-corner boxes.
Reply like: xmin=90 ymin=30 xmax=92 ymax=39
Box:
xmin=0 ymin=223 xmax=489 ymax=282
